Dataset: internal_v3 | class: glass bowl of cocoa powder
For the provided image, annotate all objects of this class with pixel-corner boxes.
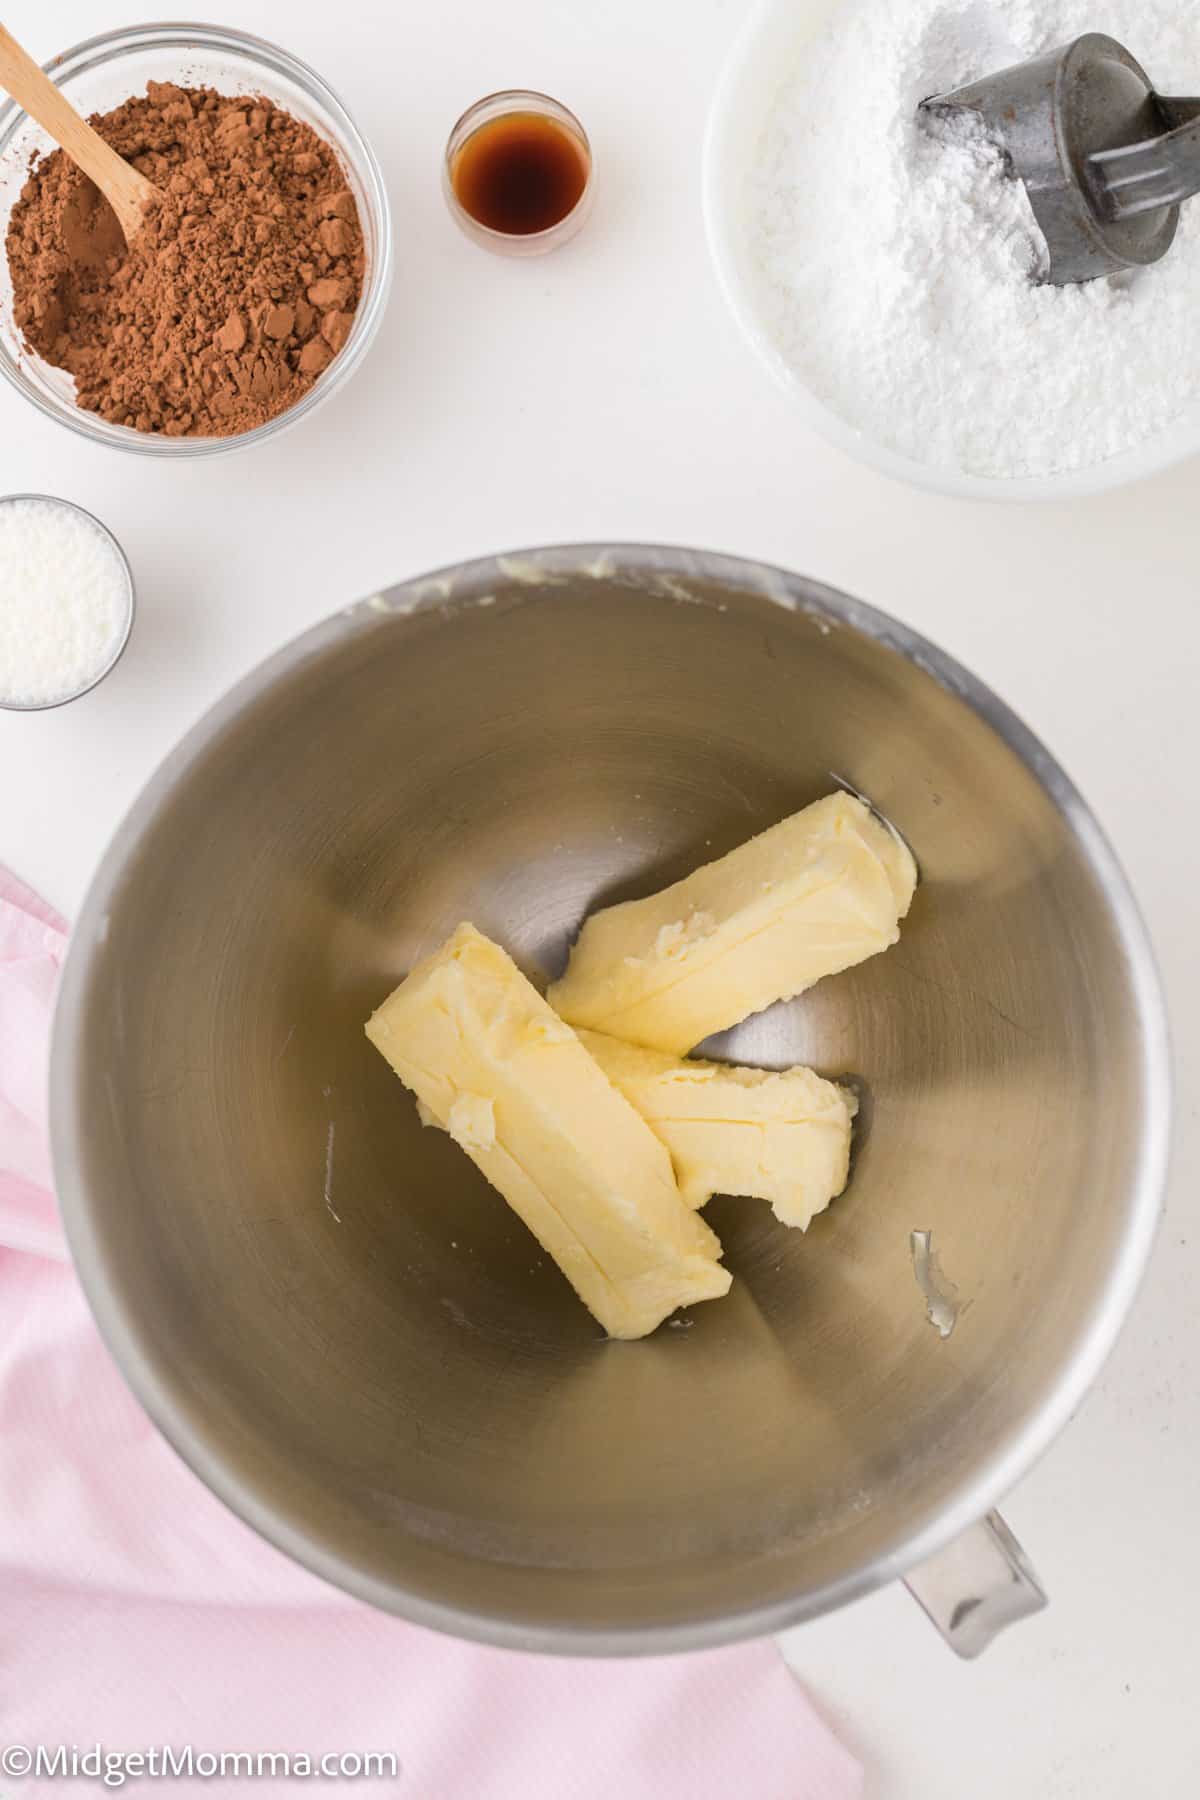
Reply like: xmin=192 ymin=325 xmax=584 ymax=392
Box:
xmin=0 ymin=23 xmax=392 ymax=454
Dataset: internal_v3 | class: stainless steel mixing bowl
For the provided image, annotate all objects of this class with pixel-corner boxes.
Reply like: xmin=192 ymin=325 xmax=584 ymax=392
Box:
xmin=51 ymin=546 xmax=1170 ymax=1656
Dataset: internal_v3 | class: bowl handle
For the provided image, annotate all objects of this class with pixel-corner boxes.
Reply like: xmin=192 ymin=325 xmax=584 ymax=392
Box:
xmin=903 ymin=1512 xmax=1048 ymax=1658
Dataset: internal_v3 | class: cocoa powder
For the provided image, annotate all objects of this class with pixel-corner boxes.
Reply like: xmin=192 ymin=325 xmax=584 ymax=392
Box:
xmin=5 ymin=82 xmax=365 ymax=436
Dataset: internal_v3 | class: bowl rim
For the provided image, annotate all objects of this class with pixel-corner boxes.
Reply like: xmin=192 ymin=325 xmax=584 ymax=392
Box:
xmin=0 ymin=20 xmax=394 ymax=458
xmin=50 ymin=543 xmax=1173 ymax=1653
xmin=701 ymin=0 xmax=1200 ymax=503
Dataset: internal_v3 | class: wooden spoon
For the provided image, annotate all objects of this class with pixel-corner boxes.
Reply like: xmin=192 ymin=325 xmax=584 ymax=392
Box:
xmin=0 ymin=23 xmax=158 ymax=244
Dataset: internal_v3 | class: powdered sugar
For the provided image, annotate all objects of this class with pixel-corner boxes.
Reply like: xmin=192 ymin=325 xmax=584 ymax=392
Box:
xmin=0 ymin=498 xmax=131 ymax=707
xmin=748 ymin=0 xmax=1200 ymax=478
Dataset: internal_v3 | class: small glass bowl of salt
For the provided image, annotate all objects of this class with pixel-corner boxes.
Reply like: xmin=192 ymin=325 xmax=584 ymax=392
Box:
xmin=0 ymin=495 xmax=134 ymax=711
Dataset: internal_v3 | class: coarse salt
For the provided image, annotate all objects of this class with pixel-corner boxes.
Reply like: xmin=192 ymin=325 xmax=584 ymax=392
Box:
xmin=0 ymin=497 xmax=130 ymax=707
xmin=747 ymin=0 xmax=1200 ymax=479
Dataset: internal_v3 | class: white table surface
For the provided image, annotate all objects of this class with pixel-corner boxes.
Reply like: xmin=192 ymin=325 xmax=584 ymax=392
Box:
xmin=1 ymin=1 xmax=1197 ymax=1793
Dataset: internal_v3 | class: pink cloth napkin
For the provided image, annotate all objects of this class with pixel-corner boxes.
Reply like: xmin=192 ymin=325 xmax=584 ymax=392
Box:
xmin=0 ymin=866 xmax=862 ymax=1800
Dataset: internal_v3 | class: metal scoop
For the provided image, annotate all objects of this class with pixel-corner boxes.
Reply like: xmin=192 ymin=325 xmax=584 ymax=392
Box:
xmin=920 ymin=34 xmax=1200 ymax=284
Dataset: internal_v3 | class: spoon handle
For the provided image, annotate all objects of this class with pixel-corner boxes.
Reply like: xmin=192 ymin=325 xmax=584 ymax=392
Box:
xmin=0 ymin=22 xmax=157 ymax=242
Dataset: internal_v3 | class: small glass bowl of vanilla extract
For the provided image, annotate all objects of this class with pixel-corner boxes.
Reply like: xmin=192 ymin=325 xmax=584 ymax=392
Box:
xmin=443 ymin=91 xmax=593 ymax=256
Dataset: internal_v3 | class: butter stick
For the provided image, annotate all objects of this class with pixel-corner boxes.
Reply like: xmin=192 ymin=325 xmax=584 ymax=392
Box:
xmin=549 ymin=791 xmax=917 ymax=1053
xmin=579 ymin=1032 xmax=856 ymax=1228
xmin=365 ymin=923 xmax=731 ymax=1339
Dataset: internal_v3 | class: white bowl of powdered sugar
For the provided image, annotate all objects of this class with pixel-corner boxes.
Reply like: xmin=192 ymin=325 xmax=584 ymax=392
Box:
xmin=704 ymin=0 xmax=1200 ymax=498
